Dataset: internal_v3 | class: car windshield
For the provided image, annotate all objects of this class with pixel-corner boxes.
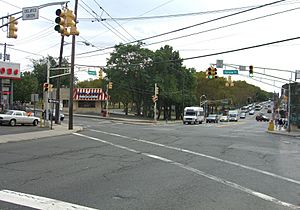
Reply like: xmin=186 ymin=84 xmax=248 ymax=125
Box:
xmin=229 ymin=114 xmax=236 ymax=117
xmin=4 ymin=111 xmax=13 ymax=115
xmin=208 ymin=115 xmax=217 ymax=117
xmin=185 ymin=111 xmax=196 ymax=116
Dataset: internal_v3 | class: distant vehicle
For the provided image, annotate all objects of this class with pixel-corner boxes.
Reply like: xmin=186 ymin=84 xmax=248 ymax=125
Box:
xmin=240 ymin=112 xmax=246 ymax=119
xmin=228 ymin=110 xmax=239 ymax=122
xmin=249 ymin=110 xmax=255 ymax=115
xmin=183 ymin=106 xmax=204 ymax=124
xmin=206 ymin=114 xmax=218 ymax=123
xmin=256 ymin=114 xmax=269 ymax=122
xmin=220 ymin=115 xmax=229 ymax=122
xmin=267 ymin=109 xmax=272 ymax=113
xmin=0 ymin=110 xmax=40 ymax=126
xmin=255 ymin=105 xmax=262 ymax=111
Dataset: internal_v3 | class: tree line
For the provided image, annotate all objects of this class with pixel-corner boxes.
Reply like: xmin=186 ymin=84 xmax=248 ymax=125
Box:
xmin=13 ymin=43 xmax=272 ymax=119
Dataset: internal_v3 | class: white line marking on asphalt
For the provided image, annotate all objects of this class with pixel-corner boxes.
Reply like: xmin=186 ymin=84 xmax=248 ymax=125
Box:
xmin=74 ymin=133 xmax=300 ymax=209
xmin=89 ymin=129 xmax=300 ymax=186
xmin=0 ymin=190 xmax=97 ymax=210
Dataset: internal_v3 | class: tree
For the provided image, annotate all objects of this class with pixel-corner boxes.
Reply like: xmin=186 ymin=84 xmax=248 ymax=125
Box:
xmin=106 ymin=43 xmax=153 ymax=116
xmin=13 ymin=71 xmax=38 ymax=103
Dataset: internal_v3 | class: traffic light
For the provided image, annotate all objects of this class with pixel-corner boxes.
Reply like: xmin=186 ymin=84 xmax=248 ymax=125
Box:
xmin=43 ymin=83 xmax=49 ymax=92
xmin=108 ymin=82 xmax=113 ymax=89
xmin=206 ymin=67 xmax=212 ymax=79
xmin=249 ymin=65 xmax=254 ymax=77
xmin=152 ymin=95 xmax=158 ymax=103
xmin=49 ymin=84 xmax=53 ymax=92
xmin=66 ymin=9 xmax=79 ymax=36
xmin=211 ymin=67 xmax=218 ymax=79
xmin=8 ymin=16 xmax=18 ymax=39
xmin=54 ymin=9 xmax=69 ymax=35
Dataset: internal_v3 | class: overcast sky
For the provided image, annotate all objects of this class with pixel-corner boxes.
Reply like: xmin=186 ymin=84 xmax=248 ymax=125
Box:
xmin=1 ymin=0 xmax=300 ymax=93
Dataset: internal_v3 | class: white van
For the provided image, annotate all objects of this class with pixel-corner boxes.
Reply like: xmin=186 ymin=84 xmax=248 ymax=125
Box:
xmin=183 ymin=107 xmax=205 ymax=124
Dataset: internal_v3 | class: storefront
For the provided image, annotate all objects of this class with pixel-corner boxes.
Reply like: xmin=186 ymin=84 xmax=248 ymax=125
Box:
xmin=57 ymin=88 xmax=108 ymax=114
xmin=0 ymin=61 xmax=21 ymax=112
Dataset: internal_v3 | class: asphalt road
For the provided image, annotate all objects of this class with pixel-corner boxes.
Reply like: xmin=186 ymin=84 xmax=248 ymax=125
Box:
xmin=0 ymin=113 xmax=300 ymax=209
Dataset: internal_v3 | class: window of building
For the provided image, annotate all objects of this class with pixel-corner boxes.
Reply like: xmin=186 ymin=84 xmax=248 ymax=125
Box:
xmin=78 ymin=101 xmax=96 ymax=108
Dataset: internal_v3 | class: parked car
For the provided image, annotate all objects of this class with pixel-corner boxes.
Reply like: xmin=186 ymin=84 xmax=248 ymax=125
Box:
xmin=256 ymin=114 xmax=269 ymax=122
xmin=206 ymin=114 xmax=218 ymax=123
xmin=220 ymin=115 xmax=229 ymax=122
xmin=0 ymin=110 xmax=40 ymax=126
xmin=240 ymin=112 xmax=246 ymax=119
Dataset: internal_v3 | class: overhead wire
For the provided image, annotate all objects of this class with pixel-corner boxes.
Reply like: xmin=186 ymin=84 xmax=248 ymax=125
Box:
xmin=79 ymin=1 xmax=129 ymax=42
xmin=93 ymin=0 xmax=137 ymax=41
xmin=75 ymin=0 xmax=287 ymax=57
xmin=144 ymin=6 xmax=300 ymax=47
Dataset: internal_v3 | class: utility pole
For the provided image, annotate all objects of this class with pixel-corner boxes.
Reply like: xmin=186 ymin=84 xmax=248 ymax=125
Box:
xmin=106 ymin=83 xmax=109 ymax=117
xmin=68 ymin=0 xmax=79 ymax=130
xmin=154 ymin=83 xmax=157 ymax=121
xmin=55 ymin=35 xmax=64 ymax=124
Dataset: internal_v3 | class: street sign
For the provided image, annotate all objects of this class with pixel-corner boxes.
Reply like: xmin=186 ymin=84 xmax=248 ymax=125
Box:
xmin=223 ymin=70 xmax=238 ymax=75
xmin=296 ymin=70 xmax=300 ymax=80
xmin=216 ymin=60 xmax=223 ymax=68
xmin=48 ymin=99 xmax=59 ymax=103
xmin=22 ymin=7 xmax=39 ymax=20
xmin=239 ymin=66 xmax=246 ymax=71
xmin=88 ymin=70 xmax=96 ymax=76
xmin=31 ymin=94 xmax=39 ymax=102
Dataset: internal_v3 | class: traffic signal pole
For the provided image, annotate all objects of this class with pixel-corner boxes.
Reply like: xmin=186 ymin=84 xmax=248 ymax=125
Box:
xmin=55 ymin=35 xmax=64 ymax=124
xmin=68 ymin=0 xmax=79 ymax=130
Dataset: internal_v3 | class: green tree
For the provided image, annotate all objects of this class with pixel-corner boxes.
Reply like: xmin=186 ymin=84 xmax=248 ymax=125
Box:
xmin=106 ymin=43 xmax=153 ymax=116
xmin=13 ymin=71 xmax=38 ymax=102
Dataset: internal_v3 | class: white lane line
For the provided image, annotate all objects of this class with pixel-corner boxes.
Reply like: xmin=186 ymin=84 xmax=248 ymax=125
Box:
xmin=89 ymin=129 xmax=300 ymax=186
xmin=0 ymin=190 xmax=97 ymax=210
xmin=74 ymin=133 xmax=300 ymax=209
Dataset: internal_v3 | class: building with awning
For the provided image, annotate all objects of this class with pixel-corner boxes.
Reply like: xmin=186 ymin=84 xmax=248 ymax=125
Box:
xmin=52 ymin=88 xmax=108 ymax=114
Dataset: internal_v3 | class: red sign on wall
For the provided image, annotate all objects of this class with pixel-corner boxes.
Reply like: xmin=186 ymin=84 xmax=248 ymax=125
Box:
xmin=0 ymin=61 xmax=21 ymax=80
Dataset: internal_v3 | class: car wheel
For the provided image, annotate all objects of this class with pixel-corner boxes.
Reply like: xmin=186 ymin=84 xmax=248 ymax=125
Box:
xmin=33 ymin=119 xmax=38 ymax=126
xmin=9 ymin=119 xmax=16 ymax=126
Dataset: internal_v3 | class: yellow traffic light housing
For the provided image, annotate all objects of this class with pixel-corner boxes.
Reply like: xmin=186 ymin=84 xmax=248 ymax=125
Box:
xmin=99 ymin=68 xmax=103 ymax=79
xmin=108 ymin=82 xmax=113 ymax=89
xmin=207 ymin=67 xmax=212 ymax=79
xmin=66 ymin=9 xmax=79 ymax=36
xmin=8 ymin=16 xmax=18 ymax=39
xmin=54 ymin=9 xmax=69 ymax=35
xmin=249 ymin=65 xmax=254 ymax=77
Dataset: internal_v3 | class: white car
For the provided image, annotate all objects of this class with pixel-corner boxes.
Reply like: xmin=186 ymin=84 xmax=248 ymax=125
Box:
xmin=0 ymin=110 xmax=40 ymax=126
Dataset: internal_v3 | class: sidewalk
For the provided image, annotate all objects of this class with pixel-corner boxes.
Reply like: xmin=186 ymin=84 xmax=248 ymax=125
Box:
xmin=0 ymin=123 xmax=83 ymax=144
xmin=267 ymin=128 xmax=300 ymax=137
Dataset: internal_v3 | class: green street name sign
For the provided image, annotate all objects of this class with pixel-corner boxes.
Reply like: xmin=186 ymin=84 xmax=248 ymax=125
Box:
xmin=223 ymin=70 xmax=239 ymax=75
xmin=88 ymin=70 xmax=96 ymax=76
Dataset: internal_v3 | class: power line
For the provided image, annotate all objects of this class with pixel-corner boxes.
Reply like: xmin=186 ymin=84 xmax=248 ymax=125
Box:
xmin=78 ymin=0 xmax=300 ymax=22
xmin=79 ymin=1 xmax=129 ymax=42
xmin=93 ymin=0 xmax=137 ymax=41
xmin=75 ymin=0 xmax=287 ymax=57
xmin=144 ymin=7 xmax=300 ymax=47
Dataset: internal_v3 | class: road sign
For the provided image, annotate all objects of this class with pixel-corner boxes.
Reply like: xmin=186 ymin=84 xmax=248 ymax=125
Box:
xmin=48 ymin=99 xmax=59 ymax=103
xmin=296 ymin=70 xmax=300 ymax=80
xmin=223 ymin=70 xmax=238 ymax=75
xmin=31 ymin=94 xmax=39 ymax=102
xmin=22 ymin=7 xmax=39 ymax=20
xmin=88 ymin=70 xmax=96 ymax=76
xmin=221 ymin=99 xmax=229 ymax=104
xmin=216 ymin=60 xmax=223 ymax=68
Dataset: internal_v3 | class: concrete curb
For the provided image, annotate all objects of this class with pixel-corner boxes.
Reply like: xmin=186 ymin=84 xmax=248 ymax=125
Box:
xmin=0 ymin=125 xmax=83 ymax=144
xmin=266 ymin=130 xmax=300 ymax=137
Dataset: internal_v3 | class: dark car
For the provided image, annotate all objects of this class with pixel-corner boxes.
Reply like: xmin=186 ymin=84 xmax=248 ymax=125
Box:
xmin=206 ymin=114 xmax=218 ymax=123
xmin=256 ymin=114 xmax=269 ymax=122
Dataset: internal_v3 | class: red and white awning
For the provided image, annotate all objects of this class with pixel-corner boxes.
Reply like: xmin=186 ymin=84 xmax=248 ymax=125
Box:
xmin=73 ymin=88 xmax=107 ymax=101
